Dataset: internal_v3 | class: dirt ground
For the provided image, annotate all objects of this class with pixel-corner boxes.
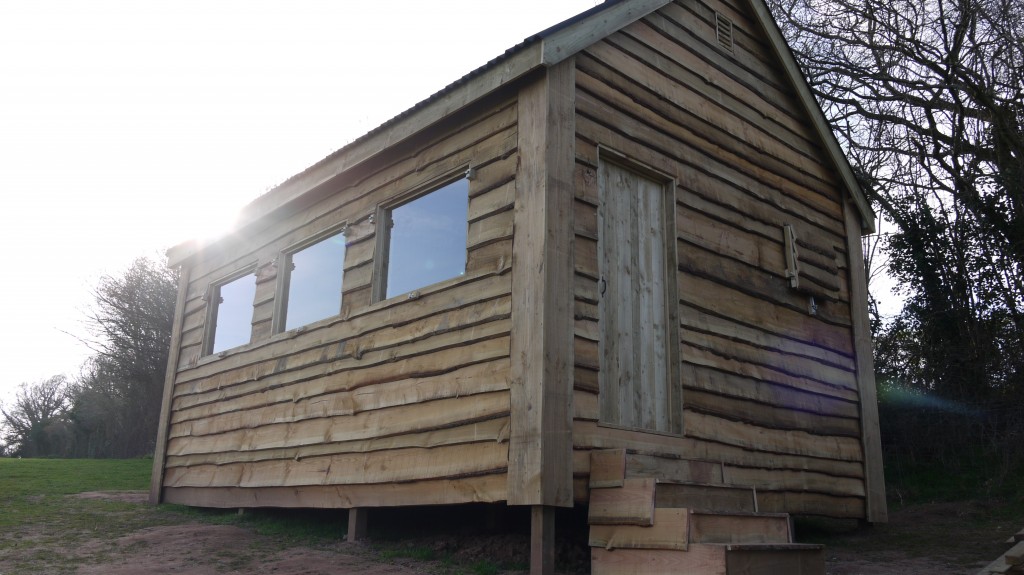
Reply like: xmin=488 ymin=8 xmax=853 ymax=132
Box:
xmin=7 ymin=491 xmax=1015 ymax=574
xmin=66 ymin=492 xmax=436 ymax=575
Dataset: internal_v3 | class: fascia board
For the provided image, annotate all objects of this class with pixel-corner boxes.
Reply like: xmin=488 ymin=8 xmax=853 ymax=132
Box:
xmin=541 ymin=0 xmax=673 ymax=65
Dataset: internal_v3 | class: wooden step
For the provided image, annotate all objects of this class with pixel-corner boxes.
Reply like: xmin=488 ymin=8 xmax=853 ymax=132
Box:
xmin=591 ymin=543 xmax=824 ymax=575
xmin=589 ymin=508 xmax=690 ymax=551
xmin=725 ymin=543 xmax=825 ymax=575
xmin=689 ymin=510 xmax=791 ymax=545
xmin=587 ymin=449 xmax=725 ymax=488
xmin=589 ymin=478 xmax=657 ymax=526
xmin=656 ymin=481 xmax=758 ymax=513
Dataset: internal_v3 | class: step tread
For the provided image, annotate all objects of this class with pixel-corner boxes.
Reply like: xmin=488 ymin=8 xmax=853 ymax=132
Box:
xmin=722 ymin=543 xmax=825 ymax=552
xmin=655 ymin=482 xmax=758 ymax=513
xmin=690 ymin=510 xmax=790 ymax=518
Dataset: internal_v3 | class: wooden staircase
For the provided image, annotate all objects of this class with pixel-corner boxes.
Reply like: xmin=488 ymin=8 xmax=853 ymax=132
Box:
xmin=587 ymin=449 xmax=825 ymax=575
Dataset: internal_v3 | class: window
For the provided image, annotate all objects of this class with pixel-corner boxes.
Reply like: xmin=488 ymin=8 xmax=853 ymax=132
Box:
xmin=279 ymin=231 xmax=347 ymax=332
xmin=206 ymin=271 xmax=256 ymax=355
xmin=378 ymin=177 xmax=469 ymax=300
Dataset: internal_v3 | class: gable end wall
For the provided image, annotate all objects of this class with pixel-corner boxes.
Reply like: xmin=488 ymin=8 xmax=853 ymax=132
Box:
xmin=570 ymin=0 xmax=870 ymax=519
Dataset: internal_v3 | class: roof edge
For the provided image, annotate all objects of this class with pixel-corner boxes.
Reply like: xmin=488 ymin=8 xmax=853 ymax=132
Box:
xmin=541 ymin=0 xmax=673 ymax=65
xmin=168 ymin=0 xmax=877 ymax=268
xmin=167 ymin=42 xmax=547 ymax=268
xmin=746 ymin=0 xmax=876 ymax=233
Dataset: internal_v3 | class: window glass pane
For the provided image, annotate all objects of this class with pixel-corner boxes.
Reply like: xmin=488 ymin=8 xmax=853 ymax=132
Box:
xmin=285 ymin=232 xmax=346 ymax=331
xmin=211 ymin=274 xmax=256 ymax=354
xmin=385 ymin=178 xmax=469 ymax=299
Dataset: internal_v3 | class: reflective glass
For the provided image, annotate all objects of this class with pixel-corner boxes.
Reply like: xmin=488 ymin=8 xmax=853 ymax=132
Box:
xmin=211 ymin=274 xmax=256 ymax=353
xmin=385 ymin=178 xmax=468 ymax=299
xmin=285 ymin=232 xmax=346 ymax=330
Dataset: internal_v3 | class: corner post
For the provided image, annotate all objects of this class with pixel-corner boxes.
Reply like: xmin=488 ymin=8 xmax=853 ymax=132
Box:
xmin=149 ymin=265 xmax=191 ymax=505
xmin=507 ymin=58 xmax=576 ymax=508
xmin=844 ymin=198 xmax=888 ymax=523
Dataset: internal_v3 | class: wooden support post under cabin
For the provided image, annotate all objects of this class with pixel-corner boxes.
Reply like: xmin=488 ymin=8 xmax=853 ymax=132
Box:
xmin=347 ymin=508 xmax=368 ymax=542
xmin=530 ymin=506 xmax=555 ymax=575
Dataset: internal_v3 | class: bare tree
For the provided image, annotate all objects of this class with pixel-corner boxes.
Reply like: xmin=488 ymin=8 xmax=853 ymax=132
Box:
xmin=769 ymin=0 xmax=1024 ymax=398
xmin=1 ymin=375 xmax=74 ymax=457
xmin=75 ymin=257 xmax=178 ymax=457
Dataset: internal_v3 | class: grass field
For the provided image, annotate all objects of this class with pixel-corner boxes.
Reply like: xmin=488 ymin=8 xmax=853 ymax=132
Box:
xmin=2 ymin=457 xmax=1021 ymax=574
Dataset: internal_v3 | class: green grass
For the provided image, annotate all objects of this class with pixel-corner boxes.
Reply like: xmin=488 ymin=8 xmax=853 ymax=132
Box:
xmin=0 ymin=457 xmax=151 ymax=498
xmin=0 ymin=458 xmax=172 ymax=575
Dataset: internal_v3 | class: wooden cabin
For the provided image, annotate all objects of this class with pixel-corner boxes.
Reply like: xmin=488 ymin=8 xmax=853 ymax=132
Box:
xmin=151 ymin=0 xmax=886 ymax=572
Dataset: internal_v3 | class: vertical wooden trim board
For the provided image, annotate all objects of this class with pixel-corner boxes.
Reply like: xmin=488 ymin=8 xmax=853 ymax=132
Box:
xmin=150 ymin=265 xmax=192 ymax=504
xmin=843 ymin=199 xmax=887 ymax=523
xmin=508 ymin=59 xmax=576 ymax=507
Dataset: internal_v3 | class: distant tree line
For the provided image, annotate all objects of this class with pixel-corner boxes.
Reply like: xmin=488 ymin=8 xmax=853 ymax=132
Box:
xmin=0 ymin=258 xmax=177 ymax=458
xmin=769 ymin=0 xmax=1023 ymax=493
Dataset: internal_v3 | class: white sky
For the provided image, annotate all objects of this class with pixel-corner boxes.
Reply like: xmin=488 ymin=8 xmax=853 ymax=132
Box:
xmin=0 ymin=0 xmax=599 ymax=404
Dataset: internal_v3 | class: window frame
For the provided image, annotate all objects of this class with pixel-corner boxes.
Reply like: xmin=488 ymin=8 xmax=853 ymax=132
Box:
xmin=272 ymin=222 xmax=350 ymax=334
xmin=372 ymin=171 xmax=471 ymax=303
xmin=203 ymin=264 xmax=258 ymax=356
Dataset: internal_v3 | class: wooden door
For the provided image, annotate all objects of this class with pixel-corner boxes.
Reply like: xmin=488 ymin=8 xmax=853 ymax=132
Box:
xmin=597 ymin=159 xmax=680 ymax=434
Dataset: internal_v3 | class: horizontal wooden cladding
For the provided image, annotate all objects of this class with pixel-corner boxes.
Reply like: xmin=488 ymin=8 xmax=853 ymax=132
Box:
xmin=173 ymin=100 xmax=521 ymax=367
xmin=577 ymin=37 xmax=842 ymax=224
xmin=682 ymin=328 xmax=857 ymax=397
xmin=725 ymin=465 xmax=864 ymax=498
xmin=163 ymin=441 xmax=508 ymax=489
xmin=174 ymin=273 xmax=512 ymax=394
xmin=573 ymin=102 xmax=842 ymax=250
xmin=640 ymin=5 xmax=804 ymax=135
xmin=685 ymin=363 xmax=859 ymax=422
xmin=169 ymin=391 xmax=509 ymax=458
xmin=681 ymin=274 xmax=854 ymax=357
xmin=183 ymin=100 xmax=519 ymax=291
xmin=162 ymin=474 xmax=507 ymax=509
xmin=574 ymin=421 xmax=863 ymax=480
xmin=166 ymin=415 xmax=510 ymax=468
xmin=661 ymin=0 xmax=775 ymax=80
xmin=170 ymin=384 xmax=509 ymax=449
xmin=683 ymin=410 xmax=862 ymax=462
xmin=685 ymin=388 xmax=860 ymax=438
xmin=757 ymin=491 xmax=865 ymax=518
xmin=574 ymin=394 xmax=860 ymax=462
xmin=678 ymin=170 xmax=846 ymax=263
xmin=678 ymin=204 xmax=848 ymax=305
xmin=679 ymin=239 xmax=851 ymax=328
xmin=572 ymin=450 xmax=724 ymax=486
xmin=172 ymin=355 xmax=510 ymax=428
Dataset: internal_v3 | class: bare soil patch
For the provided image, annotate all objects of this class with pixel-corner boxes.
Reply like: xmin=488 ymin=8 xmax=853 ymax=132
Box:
xmin=75 ymin=523 xmax=424 ymax=575
xmin=5 ymin=490 xmax=1018 ymax=575
xmin=815 ymin=500 xmax=1020 ymax=575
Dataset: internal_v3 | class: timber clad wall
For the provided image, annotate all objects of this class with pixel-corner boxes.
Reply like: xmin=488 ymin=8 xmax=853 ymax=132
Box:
xmin=570 ymin=0 xmax=867 ymax=517
xmin=154 ymin=0 xmax=882 ymax=521
xmin=161 ymin=97 xmax=519 ymax=508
